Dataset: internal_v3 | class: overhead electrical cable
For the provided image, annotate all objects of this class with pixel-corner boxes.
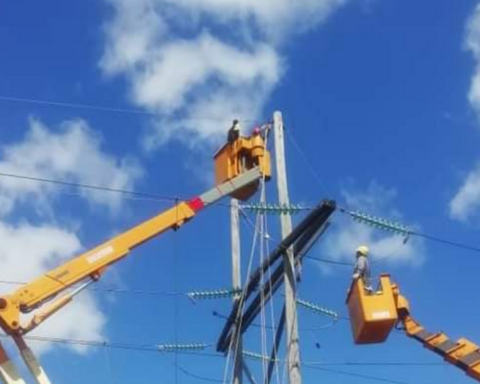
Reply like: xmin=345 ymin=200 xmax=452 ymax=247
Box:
xmin=0 ymin=171 xmax=177 ymax=203
xmin=0 ymin=95 xmax=160 ymax=116
xmin=212 ymin=310 xmax=347 ymax=332
xmin=2 ymin=170 xmax=479 ymax=256
xmin=0 ymin=95 xmax=255 ymax=123
xmin=178 ymin=365 xmax=224 ymax=383
xmin=0 ymin=333 xmax=445 ymax=371
xmin=282 ymin=124 xmax=480 ymax=257
xmin=0 ymin=98 xmax=458 ymax=384
xmin=177 ymin=361 xmax=441 ymax=384
xmin=306 ymin=256 xmax=353 ymax=266
xmin=284 ymin=124 xmax=333 ymax=198
xmin=302 ymin=364 xmax=432 ymax=384
xmin=0 ymin=333 xmax=218 ymax=356
xmin=0 ymin=170 xmax=234 ymax=211
xmin=0 ymin=279 xmax=237 ymax=299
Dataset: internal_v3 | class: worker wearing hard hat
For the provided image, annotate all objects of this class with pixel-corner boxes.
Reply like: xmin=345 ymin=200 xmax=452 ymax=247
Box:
xmin=352 ymin=245 xmax=373 ymax=292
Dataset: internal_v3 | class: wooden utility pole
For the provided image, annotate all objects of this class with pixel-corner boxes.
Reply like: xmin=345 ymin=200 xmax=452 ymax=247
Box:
xmin=273 ymin=111 xmax=302 ymax=384
xmin=231 ymin=198 xmax=243 ymax=384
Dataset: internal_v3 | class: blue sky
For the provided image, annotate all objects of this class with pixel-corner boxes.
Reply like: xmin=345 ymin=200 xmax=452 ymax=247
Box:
xmin=1 ymin=1 xmax=480 ymax=384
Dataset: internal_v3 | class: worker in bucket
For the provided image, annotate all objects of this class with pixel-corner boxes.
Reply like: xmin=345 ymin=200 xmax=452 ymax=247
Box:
xmin=352 ymin=245 xmax=373 ymax=292
xmin=228 ymin=119 xmax=241 ymax=143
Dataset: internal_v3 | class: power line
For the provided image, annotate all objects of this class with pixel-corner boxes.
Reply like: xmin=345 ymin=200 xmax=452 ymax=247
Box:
xmin=302 ymin=361 xmax=443 ymax=367
xmin=0 ymin=95 xmax=158 ymax=117
xmin=413 ymin=231 xmax=480 ymax=253
xmin=177 ymin=361 xmax=441 ymax=384
xmin=0 ymin=278 xmax=183 ymax=296
xmin=0 ymin=171 xmax=177 ymax=203
xmin=283 ymin=125 xmax=480 ymax=258
xmin=0 ymin=100 xmax=467 ymax=383
xmin=15 ymin=161 xmax=465 ymax=262
xmin=340 ymin=206 xmax=480 ymax=255
xmin=0 ymin=170 xmax=234 ymax=211
xmin=0 ymin=279 xmax=243 ymax=300
xmin=3 ymin=169 xmax=480 ymax=257
xmin=0 ymin=333 xmax=222 ymax=357
xmin=306 ymin=256 xmax=353 ymax=266
xmin=0 ymin=95 xmax=256 ymax=123
xmin=3 ymin=100 xmax=479 ymax=257
xmin=0 ymin=333 xmax=446 ymax=374
xmin=302 ymin=364 xmax=432 ymax=384
xmin=178 ymin=366 xmax=224 ymax=383
xmin=306 ymin=250 xmax=406 ymax=266
xmin=213 ymin=310 xmax=349 ymax=331
xmin=284 ymin=125 xmax=334 ymax=199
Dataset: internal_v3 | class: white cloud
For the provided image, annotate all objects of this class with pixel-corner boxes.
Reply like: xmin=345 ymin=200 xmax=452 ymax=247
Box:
xmin=143 ymin=80 xmax=276 ymax=149
xmin=0 ymin=117 xmax=142 ymax=216
xmin=100 ymin=0 xmax=350 ymax=148
xmin=449 ymin=6 xmax=480 ymax=222
xmin=0 ymin=118 xmax=143 ymax=356
xmin=0 ymin=221 xmax=106 ymax=356
xmin=101 ymin=0 xmax=168 ymax=75
xmin=29 ymin=294 xmax=106 ymax=356
xmin=449 ymin=163 xmax=480 ymax=221
xmin=319 ymin=182 xmax=425 ymax=273
xmin=150 ymin=0 xmax=348 ymax=42
xmin=466 ymin=3 xmax=480 ymax=117
xmin=130 ymin=34 xmax=280 ymax=113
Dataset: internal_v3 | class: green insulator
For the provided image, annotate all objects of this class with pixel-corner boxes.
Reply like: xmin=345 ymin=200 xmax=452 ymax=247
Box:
xmin=158 ymin=343 xmax=208 ymax=352
xmin=187 ymin=287 xmax=241 ymax=300
xmin=297 ymin=298 xmax=338 ymax=319
xmin=243 ymin=350 xmax=268 ymax=361
xmin=348 ymin=210 xmax=411 ymax=236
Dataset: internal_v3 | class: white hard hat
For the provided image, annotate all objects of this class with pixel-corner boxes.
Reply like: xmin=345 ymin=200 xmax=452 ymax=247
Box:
xmin=356 ymin=245 xmax=369 ymax=257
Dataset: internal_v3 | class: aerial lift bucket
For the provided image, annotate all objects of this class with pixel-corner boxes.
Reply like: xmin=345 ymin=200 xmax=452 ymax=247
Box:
xmin=214 ymin=135 xmax=271 ymax=201
xmin=346 ymin=274 xmax=398 ymax=344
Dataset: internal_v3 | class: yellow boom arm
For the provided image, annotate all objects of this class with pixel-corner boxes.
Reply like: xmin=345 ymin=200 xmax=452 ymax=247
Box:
xmin=394 ymin=282 xmax=480 ymax=382
xmin=347 ymin=275 xmax=480 ymax=382
xmin=0 ymin=134 xmax=271 ymax=337
xmin=0 ymin=200 xmax=198 ymax=334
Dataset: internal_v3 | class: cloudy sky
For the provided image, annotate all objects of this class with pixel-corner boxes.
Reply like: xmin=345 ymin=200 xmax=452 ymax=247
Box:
xmin=1 ymin=1 xmax=480 ymax=383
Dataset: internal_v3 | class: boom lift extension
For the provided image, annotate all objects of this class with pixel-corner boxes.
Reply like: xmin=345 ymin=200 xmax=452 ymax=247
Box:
xmin=0 ymin=133 xmax=271 ymax=384
xmin=347 ymin=274 xmax=480 ymax=382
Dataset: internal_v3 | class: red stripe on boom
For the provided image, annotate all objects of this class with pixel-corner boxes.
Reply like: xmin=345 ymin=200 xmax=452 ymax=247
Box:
xmin=187 ymin=197 xmax=205 ymax=212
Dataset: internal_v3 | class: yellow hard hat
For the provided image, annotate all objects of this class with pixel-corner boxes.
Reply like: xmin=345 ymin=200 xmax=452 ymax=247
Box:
xmin=356 ymin=245 xmax=369 ymax=257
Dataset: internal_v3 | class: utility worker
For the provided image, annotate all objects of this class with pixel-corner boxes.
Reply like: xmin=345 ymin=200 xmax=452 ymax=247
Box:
xmin=251 ymin=126 xmax=262 ymax=136
xmin=352 ymin=245 xmax=373 ymax=292
xmin=227 ymin=119 xmax=241 ymax=143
